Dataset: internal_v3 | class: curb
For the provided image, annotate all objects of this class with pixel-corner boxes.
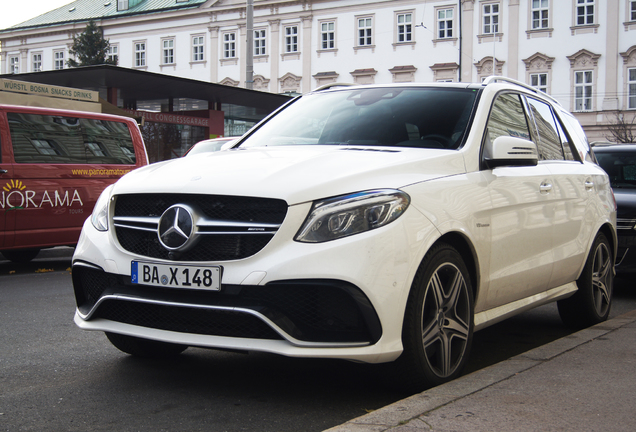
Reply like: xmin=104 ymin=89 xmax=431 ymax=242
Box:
xmin=324 ymin=309 xmax=636 ymax=432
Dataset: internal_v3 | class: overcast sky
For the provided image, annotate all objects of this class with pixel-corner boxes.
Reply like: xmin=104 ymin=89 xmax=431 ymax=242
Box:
xmin=2 ymin=0 xmax=73 ymax=30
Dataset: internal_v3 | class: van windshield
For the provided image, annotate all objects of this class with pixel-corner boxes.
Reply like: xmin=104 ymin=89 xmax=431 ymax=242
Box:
xmin=8 ymin=113 xmax=136 ymax=165
xmin=240 ymin=87 xmax=479 ymax=150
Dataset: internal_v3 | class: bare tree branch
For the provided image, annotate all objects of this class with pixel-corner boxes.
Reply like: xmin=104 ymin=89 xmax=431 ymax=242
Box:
xmin=605 ymin=111 xmax=636 ymax=144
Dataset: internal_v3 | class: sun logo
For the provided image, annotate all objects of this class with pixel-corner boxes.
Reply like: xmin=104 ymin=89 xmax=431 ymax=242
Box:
xmin=3 ymin=179 xmax=26 ymax=192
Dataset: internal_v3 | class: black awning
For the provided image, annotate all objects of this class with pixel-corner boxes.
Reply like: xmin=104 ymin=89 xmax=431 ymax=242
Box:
xmin=2 ymin=65 xmax=291 ymax=114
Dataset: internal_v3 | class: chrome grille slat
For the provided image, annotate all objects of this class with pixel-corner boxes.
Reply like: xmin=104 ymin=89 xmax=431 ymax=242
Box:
xmin=616 ymin=218 xmax=636 ymax=230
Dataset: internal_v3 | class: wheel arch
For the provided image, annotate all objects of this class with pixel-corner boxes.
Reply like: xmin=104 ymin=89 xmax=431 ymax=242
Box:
xmin=433 ymin=231 xmax=480 ymax=302
xmin=573 ymin=221 xmax=617 ymax=281
xmin=598 ymin=222 xmax=617 ymax=264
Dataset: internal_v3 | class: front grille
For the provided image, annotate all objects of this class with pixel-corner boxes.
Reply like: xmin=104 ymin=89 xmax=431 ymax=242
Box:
xmin=113 ymin=194 xmax=288 ymax=261
xmin=617 ymin=218 xmax=636 ymax=230
xmin=73 ymin=265 xmax=381 ymax=344
xmin=96 ymin=300 xmax=284 ymax=340
xmin=116 ymin=227 xmax=272 ymax=261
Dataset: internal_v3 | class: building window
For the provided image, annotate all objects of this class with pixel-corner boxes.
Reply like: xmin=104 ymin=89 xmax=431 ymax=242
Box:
xmin=9 ymin=56 xmax=19 ymax=74
xmin=285 ymin=26 xmax=298 ymax=53
xmin=397 ymin=13 xmax=412 ymax=43
xmin=631 ymin=1 xmax=636 ymax=21
xmin=54 ymin=51 xmax=65 ymax=70
xmin=32 ymin=53 xmax=42 ymax=72
xmin=530 ymin=73 xmax=548 ymax=93
xmin=576 ymin=0 xmax=594 ymax=25
xmin=358 ymin=17 xmax=373 ymax=46
xmin=224 ymin=32 xmax=236 ymax=58
xmin=629 ymin=68 xmax=636 ymax=109
xmin=524 ymin=53 xmax=554 ymax=94
xmin=531 ymin=0 xmax=549 ymax=29
xmin=574 ymin=70 xmax=593 ymax=111
xmin=430 ymin=62 xmax=459 ymax=81
xmin=389 ymin=65 xmax=417 ymax=83
xmin=254 ymin=30 xmax=266 ymax=56
xmin=321 ymin=22 xmax=335 ymax=50
xmin=107 ymin=45 xmax=118 ymax=64
xmin=437 ymin=8 xmax=454 ymax=39
xmin=134 ymin=42 xmax=146 ymax=67
xmin=117 ymin=0 xmax=128 ymax=11
xmin=192 ymin=36 xmax=204 ymax=61
xmin=162 ymin=39 xmax=175 ymax=64
xmin=483 ymin=3 xmax=500 ymax=34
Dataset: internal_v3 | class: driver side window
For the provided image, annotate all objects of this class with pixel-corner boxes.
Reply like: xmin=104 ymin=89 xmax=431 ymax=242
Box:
xmin=484 ymin=92 xmax=532 ymax=156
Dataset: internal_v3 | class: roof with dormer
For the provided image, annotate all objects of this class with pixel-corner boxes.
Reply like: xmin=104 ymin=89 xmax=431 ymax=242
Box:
xmin=1 ymin=0 xmax=208 ymax=32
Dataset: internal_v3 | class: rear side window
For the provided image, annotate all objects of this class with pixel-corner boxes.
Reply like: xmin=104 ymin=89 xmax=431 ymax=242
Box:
xmin=8 ymin=112 xmax=136 ymax=164
xmin=526 ymin=97 xmax=565 ymax=161
xmin=557 ymin=110 xmax=595 ymax=163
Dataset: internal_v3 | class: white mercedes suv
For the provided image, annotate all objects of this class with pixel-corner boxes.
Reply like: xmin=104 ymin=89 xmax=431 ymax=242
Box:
xmin=72 ymin=77 xmax=616 ymax=390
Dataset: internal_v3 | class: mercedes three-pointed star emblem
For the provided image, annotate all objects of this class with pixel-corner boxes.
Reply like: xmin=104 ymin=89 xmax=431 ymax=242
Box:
xmin=158 ymin=205 xmax=194 ymax=250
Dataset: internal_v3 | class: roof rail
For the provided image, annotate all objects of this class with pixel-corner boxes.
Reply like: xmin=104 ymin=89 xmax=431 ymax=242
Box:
xmin=482 ymin=75 xmax=561 ymax=107
xmin=313 ymin=82 xmax=355 ymax=92
xmin=590 ymin=141 xmax=618 ymax=147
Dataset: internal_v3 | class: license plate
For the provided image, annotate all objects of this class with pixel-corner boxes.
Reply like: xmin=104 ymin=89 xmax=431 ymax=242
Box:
xmin=131 ymin=261 xmax=221 ymax=291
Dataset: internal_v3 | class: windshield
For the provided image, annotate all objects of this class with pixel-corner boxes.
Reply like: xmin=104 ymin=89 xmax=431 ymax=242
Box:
xmin=596 ymin=151 xmax=636 ymax=189
xmin=240 ymin=87 xmax=479 ymax=150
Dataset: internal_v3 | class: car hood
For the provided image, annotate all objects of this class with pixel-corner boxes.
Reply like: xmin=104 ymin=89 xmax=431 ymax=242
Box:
xmin=613 ymin=189 xmax=636 ymax=219
xmin=113 ymin=146 xmax=466 ymax=205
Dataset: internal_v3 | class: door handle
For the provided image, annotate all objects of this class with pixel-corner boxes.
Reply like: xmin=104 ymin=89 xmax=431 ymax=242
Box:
xmin=540 ymin=182 xmax=552 ymax=193
xmin=0 ymin=168 xmax=8 ymax=174
xmin=585 ymin=180 xmax=594 ymax=190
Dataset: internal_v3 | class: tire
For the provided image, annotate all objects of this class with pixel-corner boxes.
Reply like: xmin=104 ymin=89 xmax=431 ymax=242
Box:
xmin=393 ymin=243 xmax=474 ymax=392
xmin=0 ymin=249 xmax=40 ymax=263
xmin=106 ymin=332 xmax=187 ymax=358
xmin=558 ymin=232 xmax=613 ymax=328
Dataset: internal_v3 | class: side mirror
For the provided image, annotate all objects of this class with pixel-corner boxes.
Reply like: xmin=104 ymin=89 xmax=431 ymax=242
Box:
xmin=484 ymin=136 xmax=538 ymax=168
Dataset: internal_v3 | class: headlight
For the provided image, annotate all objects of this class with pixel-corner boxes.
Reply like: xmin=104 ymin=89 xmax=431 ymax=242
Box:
xmin=91 ymin=185 xmax=114 ymax=232
xmin=295 ymin=190 xmax=410 ymax=243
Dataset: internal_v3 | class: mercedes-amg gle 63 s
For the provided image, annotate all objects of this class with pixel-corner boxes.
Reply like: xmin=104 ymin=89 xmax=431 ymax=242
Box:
xmin=72 ymin=77 xmax=616 ymax=391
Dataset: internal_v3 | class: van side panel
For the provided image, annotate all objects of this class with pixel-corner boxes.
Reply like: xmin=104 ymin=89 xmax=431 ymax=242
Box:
xmin=0 ymin=111 xmax=14 ymax=249
xmin=6 ymin=167 xmax=127 ymax=249
xmin=0 ymin=105 xmax=147 ymax=255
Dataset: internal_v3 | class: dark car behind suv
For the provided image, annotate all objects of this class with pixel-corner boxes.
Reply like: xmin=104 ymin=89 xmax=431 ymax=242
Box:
xmin=594 ymin=144 xmax=636 ymax=273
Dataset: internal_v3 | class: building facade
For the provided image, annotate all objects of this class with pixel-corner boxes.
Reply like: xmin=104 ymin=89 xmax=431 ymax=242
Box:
xmin=1 ymin=0 xmax=636 ymax=142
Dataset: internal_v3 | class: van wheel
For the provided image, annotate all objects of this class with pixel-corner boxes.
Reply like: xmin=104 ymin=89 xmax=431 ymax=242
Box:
xmin=106 ymin=332 xmax=187 ymax=358
xmin=393 ymin=243 xmax=474 ymax=392
xmin=558 ymin=232 xmax=613 ymax=328
xmin=1 ymin=249 xmax=40 ymax=263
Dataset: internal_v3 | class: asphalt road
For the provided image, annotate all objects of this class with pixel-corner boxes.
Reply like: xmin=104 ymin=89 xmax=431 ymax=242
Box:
xmin=1 ymin=248 xmax=635 ymax=431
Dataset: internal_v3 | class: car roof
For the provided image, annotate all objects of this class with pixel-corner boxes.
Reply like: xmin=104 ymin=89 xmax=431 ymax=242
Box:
xmin=310 ymin=76 xmax=559 ymax=105
xmin=592 ymin=144 xmax=636 ymax=153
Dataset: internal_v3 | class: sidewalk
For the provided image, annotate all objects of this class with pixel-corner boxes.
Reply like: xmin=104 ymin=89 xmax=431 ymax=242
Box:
xmin=326 ymin=309 xmax=636 ymax=432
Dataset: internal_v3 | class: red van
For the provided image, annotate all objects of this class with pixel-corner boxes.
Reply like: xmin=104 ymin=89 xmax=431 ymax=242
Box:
xmin=0 ymin=104 xmax=148 ymax=262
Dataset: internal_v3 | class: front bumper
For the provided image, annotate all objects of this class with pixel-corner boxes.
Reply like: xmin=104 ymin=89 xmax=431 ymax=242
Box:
xmin=615 ymin=218 xmax=636 ymax=273
xmin=72 ymin=201 xmax=437 ymax=363
xmin=73 ymin=262 xmax=381 ymax=346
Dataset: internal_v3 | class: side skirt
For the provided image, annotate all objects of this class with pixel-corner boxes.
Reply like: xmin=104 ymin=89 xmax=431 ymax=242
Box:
xmin=474 ymin=282 xmax=578 ymax=332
